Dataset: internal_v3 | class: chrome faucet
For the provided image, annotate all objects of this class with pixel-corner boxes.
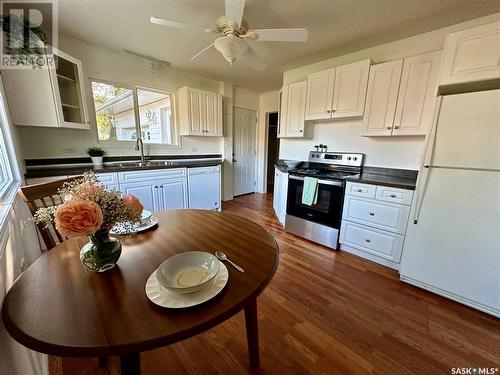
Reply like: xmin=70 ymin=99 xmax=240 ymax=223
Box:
xmin=135 ymin=138 xmax=145 ymax=164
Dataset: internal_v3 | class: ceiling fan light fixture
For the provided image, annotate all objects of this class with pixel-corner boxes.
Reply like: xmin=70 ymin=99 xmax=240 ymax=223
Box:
xmin=214 ymin=36 xmax=248 ymax=65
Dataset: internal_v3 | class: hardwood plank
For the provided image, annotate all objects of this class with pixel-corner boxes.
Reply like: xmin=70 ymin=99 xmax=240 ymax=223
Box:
xmin=55 ymin=193 xmax=500 ymax=374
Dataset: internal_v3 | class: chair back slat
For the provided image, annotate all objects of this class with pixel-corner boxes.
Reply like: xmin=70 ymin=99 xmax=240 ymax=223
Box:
xmin=19 ymin=176 xmax=82 ymax=251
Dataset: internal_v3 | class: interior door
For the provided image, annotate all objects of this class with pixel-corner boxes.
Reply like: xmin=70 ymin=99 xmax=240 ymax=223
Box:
xmin=233 ymin=107 xmax=257 ymax=196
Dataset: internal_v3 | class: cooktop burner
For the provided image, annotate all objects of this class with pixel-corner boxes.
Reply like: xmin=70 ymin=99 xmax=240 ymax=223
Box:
xmin=288 ymin=152 xmax=364 ymax=181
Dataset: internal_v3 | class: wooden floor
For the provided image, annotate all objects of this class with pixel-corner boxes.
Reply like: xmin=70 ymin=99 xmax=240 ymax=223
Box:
xmin=54 ymin=193 xmax=500 ymax=375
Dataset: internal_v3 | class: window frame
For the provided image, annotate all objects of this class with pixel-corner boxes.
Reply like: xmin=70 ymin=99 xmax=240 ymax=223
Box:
xmin=0 ymin=75 xmax=21 ymax=206
xmin=88 ymin=77 xmax=179 ymax=147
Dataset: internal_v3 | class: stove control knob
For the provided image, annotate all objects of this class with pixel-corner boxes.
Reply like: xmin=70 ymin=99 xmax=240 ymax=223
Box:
xmin=353 ymin=157 xmax=358 ymax=161
xmin=347 ymin=157 xmax=352 ymax=160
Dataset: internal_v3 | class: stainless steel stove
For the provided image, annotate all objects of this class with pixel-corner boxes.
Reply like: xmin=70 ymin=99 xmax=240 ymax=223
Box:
xmin=285 ymin=152 xmax=363 ymax=249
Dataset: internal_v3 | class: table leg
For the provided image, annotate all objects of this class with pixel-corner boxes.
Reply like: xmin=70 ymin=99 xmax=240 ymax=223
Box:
xmin=244 ymin=298 xmax=260 ymax=368
xmin=120 ymin=352 xmax=140 ymax=375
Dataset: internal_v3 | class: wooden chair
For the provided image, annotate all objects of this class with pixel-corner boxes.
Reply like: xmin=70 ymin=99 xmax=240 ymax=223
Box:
xmin=18 ymin=176 xmax=82 ymax=251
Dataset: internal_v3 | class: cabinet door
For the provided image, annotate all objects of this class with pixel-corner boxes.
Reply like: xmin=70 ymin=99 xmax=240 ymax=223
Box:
xmin=119 ymin=180 xmax=160 ymax=212
xmin=331 ymin=59 xmax=370 ymax=118
xmin=204 ymin=92 xmax=222 ymax=136
xmin=278 ymin=86 xmax=288 ymax=138
xmin=51 ymin=50 xmax=89 ymax=129
xmin=188 ymin=89 xmax=204 ymax=136
xmin=393 ymin=51 xmax=442 ymax=136
xmin=2 ymin=68 xmax=59 ymax=127
xmin=157 ymin=178 xmax=188 ymax=211
xmin=361 ymin=60 xmax=403 ymax=136
xmin=439 ymin=21 xmax=500 ymax=87
xmin=284 ymin=81 xmax=307 ymax=137
xmin=305 ymin=68 xmax=335 ymax=120
xmin=273 ymin=168 xmax=282 ymax=216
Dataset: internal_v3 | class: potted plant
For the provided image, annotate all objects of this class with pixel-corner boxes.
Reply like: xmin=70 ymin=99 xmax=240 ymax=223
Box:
xmin=86 ymin=146 xmax=105 ymax=167
xmin=32 ymin=172 xmax=143 ymax=272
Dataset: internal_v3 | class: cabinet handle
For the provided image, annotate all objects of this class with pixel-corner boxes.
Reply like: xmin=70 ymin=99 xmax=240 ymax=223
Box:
xmin=390 ymin=194 xmax=396 ymax=198
xmin=394 ymin=126 xmax=400 ymax=129
xmin=154 ymin=185 xmax=158 ymax=188
xmin=331 ymin=109 xmax=336 ymax=113
xmin=160 ymin=185 xmax=164 ymax=188
xmin=365 ymin=239 xmax=371 ymax=243
xmin=357 ymin=189 xmax=363 ymax=193
xmin=369 ymin=212 xmax=375 ymax=216
xmin=326 ymin=109 xmax=331 ymax=113
xmin=299 ymin=130 xmax=303 ymax=133
xmin=387 ymin=126 xmax=392 ymax=130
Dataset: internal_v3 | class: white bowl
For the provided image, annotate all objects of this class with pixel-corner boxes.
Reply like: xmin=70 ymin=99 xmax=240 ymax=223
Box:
xmin=283 ymin=160 xmax=301 ymax=168
xmin=156 ymin=251 xmax=220 ymax=294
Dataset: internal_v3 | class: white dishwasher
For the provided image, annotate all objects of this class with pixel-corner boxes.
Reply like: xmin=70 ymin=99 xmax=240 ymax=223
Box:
xmin=187 ymin=165 xmax=221 ymax=210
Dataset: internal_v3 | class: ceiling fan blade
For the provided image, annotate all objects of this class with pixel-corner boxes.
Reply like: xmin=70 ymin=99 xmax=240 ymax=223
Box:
xmin=190 ymin=43 xmax=215 ymax=61
xmin=150 ymin=16 xmax=206 ymax=31
xmin=249 ymin=28 xmax=308 ymax=42
xmin=225 ymin=0 xmax=245 ymax=26
xmin=241 ymin=47 xmax=267 ymax=71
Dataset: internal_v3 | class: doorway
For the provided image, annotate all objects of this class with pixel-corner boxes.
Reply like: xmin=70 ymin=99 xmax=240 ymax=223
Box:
xmin=233 ymin=107 xmax=257 ymax=196
xmin=266 ymin=112 xmax=280 ymax=192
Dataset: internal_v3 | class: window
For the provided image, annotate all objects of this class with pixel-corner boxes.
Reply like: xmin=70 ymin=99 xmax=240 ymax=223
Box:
xmin=91 ymin=80 xmax=175 ymax=145
xmin=0 ymin=77 xmax=20 ymax=204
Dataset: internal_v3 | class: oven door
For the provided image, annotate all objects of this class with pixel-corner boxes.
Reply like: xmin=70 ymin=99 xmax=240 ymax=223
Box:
xmin=286 ymin=175 xmax=344 ymax=229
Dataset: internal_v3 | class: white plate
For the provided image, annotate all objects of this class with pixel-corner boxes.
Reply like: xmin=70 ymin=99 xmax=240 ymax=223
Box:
xmin=110 ymin=216 xmax=159 ymax=235
xmin=145 ymin=262 xmax=228 ymax=308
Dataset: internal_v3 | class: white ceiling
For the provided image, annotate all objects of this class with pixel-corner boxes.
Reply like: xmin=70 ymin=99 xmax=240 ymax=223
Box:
xmin=58 ymin=0 xmax=500 ymax=92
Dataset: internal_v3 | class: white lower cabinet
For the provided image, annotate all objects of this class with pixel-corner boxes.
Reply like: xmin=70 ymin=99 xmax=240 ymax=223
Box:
xmin=340 ymin=182 xmax=414 ymax=269
xmin=118 ymin=168 xmax=188 ymax=212
xmin=273 ymin=167 xmax=288 ymax=225
xmin=120 ymin=180 xmax=161 ymax=212
xmin=187 ymin=166 xmax=221 ymax=210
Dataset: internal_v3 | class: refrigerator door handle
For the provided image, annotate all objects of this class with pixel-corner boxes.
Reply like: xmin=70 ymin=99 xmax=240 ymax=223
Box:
xmin=413 ymin=96 xmax=443 ymax=224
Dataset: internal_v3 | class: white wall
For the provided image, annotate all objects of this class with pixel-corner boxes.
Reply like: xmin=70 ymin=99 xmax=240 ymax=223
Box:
xmin=257 ymin=91 xmax=280 ymax=192
xmin=279 ymin=13 xmax=500 ymax=170
xmin=0 ymin=196 xmax=46 ymax=375
xmin=233 ymin=87 xmax=259 ymax=111
xmin=17 ymin=34 xmax=225 ymax=159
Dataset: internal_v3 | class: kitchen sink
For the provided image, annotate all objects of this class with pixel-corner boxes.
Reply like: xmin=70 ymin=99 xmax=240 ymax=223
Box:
xmin=107 ymin=160 xmax=179 ymax=168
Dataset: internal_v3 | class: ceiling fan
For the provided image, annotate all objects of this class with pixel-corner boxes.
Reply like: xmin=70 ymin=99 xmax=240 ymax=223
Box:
xmin=150 ymin=0 xmax=308 ymax=71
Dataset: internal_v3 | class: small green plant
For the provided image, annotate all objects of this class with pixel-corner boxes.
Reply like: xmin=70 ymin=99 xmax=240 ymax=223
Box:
xmin=86 ymin=147 xmax=105 ymax=157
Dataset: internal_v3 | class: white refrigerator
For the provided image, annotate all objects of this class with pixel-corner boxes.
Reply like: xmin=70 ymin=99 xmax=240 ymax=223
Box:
xmin=400 ymin=89 xmax=500 ymax=317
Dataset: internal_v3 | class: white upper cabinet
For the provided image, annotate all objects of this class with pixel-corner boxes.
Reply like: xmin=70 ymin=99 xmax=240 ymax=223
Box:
xmin=305 ymin=68 xmax=335 ymax=120
xmin=439 ymin=21 xmax=500 ymax=87
xmin=362 ymin=59 xmax=403 ymax=136
xmin=2 ymin=49 xmax=89 ymax=129
xmin=280 ymin=81 xmax=307 ymax=138
xmin=393 ymin=51 xmax=442 ymax=136
xmin=331 ymin=59 xmax=370 ymax=118
xmin=305 ymin=59 xmax=370 ymax=121
xmin=178 ymin=87 xmax=223 ymax=137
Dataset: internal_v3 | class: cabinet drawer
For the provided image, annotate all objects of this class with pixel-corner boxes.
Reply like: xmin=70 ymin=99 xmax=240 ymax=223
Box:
xmin=345 ymin=182 xmax=376 ymax=199
xmin=118 ymin=168 xmax=187 ymax=183
xmin=375 ymin=185 xmax=414 ymax=206
xmin=340 ymin=221 xmax=404 ymax=262
xmin=96 ymin=172 xmax=119 ymax=186
xmin=342 ymin=195 xmax=410 ymax=234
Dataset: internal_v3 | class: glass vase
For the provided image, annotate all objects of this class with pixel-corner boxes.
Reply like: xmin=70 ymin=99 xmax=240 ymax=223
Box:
xmin=79 ymin=229 xmax=122 ymax=272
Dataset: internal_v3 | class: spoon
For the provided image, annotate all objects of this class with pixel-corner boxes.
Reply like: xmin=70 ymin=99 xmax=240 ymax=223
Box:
xmin=215 ymin=251 xmax=245 ymax=273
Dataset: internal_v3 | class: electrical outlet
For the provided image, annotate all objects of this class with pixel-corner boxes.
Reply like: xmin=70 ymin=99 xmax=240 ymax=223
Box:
xmin=191 ymin=148 xmax=197 ymax=153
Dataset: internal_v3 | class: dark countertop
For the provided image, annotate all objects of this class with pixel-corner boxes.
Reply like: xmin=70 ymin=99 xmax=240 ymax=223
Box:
xmin=345 ymin=173 xmax=417 ymax=190
xmin=25 ymin=160 xmax=224 ymax=178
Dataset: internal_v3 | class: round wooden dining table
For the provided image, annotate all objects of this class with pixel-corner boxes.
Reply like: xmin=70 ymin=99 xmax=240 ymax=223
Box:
xmin=1 ymin=210 xmax=279 ymax=375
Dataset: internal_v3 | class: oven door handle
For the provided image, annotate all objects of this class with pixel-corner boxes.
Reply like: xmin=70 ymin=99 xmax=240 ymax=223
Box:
xmin=289 ymin=175 xmax=344 ymax=187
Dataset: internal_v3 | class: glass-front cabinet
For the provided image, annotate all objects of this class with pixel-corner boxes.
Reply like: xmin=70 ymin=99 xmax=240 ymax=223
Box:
xmin=1 ymin=48 xmax=89 ymax=129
